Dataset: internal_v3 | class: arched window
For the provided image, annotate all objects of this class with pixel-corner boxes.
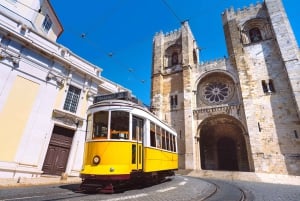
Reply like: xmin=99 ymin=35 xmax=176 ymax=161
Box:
xmin=171 ymin=52 xmax=178 ymax=65
xmin=249 ymin=28 xmax=262 ymax=43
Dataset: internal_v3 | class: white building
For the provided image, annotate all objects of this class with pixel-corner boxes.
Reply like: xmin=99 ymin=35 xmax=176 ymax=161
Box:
xmin=0 ymin=0 xmax=130 ymax=178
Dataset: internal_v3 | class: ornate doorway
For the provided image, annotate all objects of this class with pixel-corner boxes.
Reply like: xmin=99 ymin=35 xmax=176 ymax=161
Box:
xmin=199 ymin=114 xmax=251 ymax=171
xmin=42 ymin=126 xmax=74 ymax=175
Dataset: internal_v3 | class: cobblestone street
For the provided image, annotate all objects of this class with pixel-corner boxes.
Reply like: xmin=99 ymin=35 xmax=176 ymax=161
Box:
xmin=1 ymin=175 xmax=299 ymax=201
xmin=228 ymin=180 xmax=300 ymax=201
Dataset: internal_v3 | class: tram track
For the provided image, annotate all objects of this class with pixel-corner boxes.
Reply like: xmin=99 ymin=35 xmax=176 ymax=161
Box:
xmin=198 ymin=179 xmax=249 ymax=201
xmin=97 ymin=176 xmax=250 ymax=201
xmin=0 ymin=175 xmax=257 ymax=201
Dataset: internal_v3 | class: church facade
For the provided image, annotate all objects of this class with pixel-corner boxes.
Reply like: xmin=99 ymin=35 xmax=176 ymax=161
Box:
xmin=151 ymin=0 xmax=300 ymax=175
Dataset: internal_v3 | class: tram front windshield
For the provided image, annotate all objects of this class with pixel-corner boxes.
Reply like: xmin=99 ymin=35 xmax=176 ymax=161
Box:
xmin=87 ymin=110 xmax=129 ymax=140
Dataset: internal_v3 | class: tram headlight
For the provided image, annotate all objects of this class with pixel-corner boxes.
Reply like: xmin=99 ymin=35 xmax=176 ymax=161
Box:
xmin=93 ymin=155 xmax=101 ymax=165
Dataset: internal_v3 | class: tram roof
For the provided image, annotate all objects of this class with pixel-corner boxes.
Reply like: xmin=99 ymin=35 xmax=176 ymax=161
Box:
xmin=90 ymin=92 xmax=176 ymax=133
xmin=93 ymin=91 xmax=146 ymax=107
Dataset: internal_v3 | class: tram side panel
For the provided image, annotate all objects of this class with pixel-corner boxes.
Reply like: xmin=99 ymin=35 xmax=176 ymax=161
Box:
xmin=143 ymin=120 xmax=178 ymax=173
xmin=81 ymin=141 xmax=133 ymax=176
xmin=143 ymin=147 xmax=178 ymax=172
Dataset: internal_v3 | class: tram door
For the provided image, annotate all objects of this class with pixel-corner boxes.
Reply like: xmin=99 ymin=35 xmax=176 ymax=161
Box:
xmin=132 ymin=116 xmax=143 ymax=170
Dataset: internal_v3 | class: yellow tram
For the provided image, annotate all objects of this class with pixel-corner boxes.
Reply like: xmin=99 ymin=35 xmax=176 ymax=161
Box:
xmin=80 ymin=92 xmax=178 ymax=192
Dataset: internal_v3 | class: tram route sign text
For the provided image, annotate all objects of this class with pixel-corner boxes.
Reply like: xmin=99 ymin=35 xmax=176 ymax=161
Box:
xmin=94 ymin=91 xmax=131 ymax=103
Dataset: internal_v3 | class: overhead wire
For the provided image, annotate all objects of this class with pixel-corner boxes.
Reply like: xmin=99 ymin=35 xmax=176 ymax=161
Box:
xmin=103 ymin=50 xmax=148 ymax=85
xmin=188 ymin=0 xmax=226 ymax=21
xmin=78 ymin=0 xmax=126 ymax=40
xmin=17 ymin=0 xmax=150 ymax=89
xmin=17 ymin=0 xmax=283 ymax=103
xmin=60 ymin=25 xmax=109 ymax=59
xmin=75 ymin=27 xmax=148 ymax=85
xmin=179 ymin=0 xmax=230 ymax=60
xmin=60 ymin=1 xmax=237 ymax=88
xmin=50 ymin=0 xmax=149 ymax=86
xmin=160 ymin=0 xmax=182 ymax=24
xmin=157 ymin=0 xmax=236 ymax=63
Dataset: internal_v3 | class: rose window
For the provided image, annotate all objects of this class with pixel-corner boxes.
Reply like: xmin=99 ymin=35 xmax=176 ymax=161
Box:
xmin=204 ymin=82 xmax=229 ymax=103
xmin=198 ymin=76 xmax=234 ymax=105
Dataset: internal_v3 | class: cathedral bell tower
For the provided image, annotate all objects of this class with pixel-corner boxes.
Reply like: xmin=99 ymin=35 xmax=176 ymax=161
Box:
xmin=222 ymin=0 xmax=300 ymax=174
xmin=151 ymin=21 xmax=199 ymax=169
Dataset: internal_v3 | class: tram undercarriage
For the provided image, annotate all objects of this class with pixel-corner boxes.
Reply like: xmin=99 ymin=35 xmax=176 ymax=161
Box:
xmin=80 ymin=170 xmax=175 ymax=193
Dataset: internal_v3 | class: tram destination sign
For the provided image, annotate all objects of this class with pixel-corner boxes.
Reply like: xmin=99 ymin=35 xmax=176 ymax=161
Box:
xmin=93 ymin=91 xmax=131 ymax=103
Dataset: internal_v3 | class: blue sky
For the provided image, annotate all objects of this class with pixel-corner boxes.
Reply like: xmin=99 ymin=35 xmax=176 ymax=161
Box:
xmin=51 ymin=0 xmax=299 ymax=106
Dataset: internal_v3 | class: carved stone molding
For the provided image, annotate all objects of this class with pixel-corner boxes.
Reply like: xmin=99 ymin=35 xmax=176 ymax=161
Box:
xmin=52 ymin=109 xmax=85 ymax=128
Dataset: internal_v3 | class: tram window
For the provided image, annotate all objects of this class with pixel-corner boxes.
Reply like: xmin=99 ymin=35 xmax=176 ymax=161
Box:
xmin=150 ymin=122 xmax=156 ymax=147
xmin=86 ymin=114 xmax=93 ymax=140
xmin=133 ymin=116 xmax=143 ymax=141
xmin=166 ymin=131 xmax=170 ymax=151
xmin=93 ymin=111 xmax=108 ymax=139
xmin=173 ymin=135 xmax=177 ymax=152
xmin=161 ymin=129 xmax=166 ymax=149
xmin=138 ymin=119 xmax=143 ymax=141
xmin=110 ymin=111 xmax=129 ymax=140
xmin=170 ymin=134 xmax=174 ymax=151
xmin=172 ymin=135 xmax=176 ymax=152
xmin=156 ymin=126 xmax=162 ymax=148
xmin=171 ymin=134 xmax=176 ymax=152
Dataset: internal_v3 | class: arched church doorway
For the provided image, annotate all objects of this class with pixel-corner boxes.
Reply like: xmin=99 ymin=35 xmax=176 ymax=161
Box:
xmin=217 ymin=137 xmax=238 ymax=170
xmin=199 ymin=114 xmax=251 ymax=171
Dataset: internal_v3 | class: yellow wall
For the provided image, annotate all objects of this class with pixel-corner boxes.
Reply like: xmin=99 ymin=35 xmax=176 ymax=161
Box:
xmin=80 ymin=91 xmax=88 ymax=117
xmin=0 ymin=76 xmax=39 ymax=161
xmin=53 ymin=84 xmax=66 ymax=109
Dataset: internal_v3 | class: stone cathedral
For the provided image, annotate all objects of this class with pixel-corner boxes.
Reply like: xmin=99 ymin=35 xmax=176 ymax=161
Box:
xmin=150 ymin=0 xmax=300 ymax=175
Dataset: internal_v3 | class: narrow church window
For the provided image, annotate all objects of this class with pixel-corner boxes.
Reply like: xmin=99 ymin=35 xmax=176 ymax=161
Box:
xmin=262 ymin=80 xmax=275 ymax=94
xmin=193 ymin=49 xmax=198 ymax=64
xmin=249 ymin=28 xmax=262 ymax=43
xmin=258 ymin=122 xmax=262 ymax=132
xmin=170 ymin=95 xmax=178 ymax=108
xmin=171 ymin=52 xmax=179 ymax=65
xmin=294 ymin=130 xmax=299 ymax=139
xmin=268 ymin=79 xmax=275 ymax=93
xmin=261 ymin=80 xmax=268 ymax=93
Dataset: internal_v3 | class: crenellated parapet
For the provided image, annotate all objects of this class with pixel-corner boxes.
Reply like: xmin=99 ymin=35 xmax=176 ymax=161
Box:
xmin=222 ymin=1 xmax=265 ymax=25
xmin=199 ymin=58 xmax=227 ymax=66
xmin=154 ymin=27 xmax=182 ymax=44
xmin=197 ymin=58 xmax=235 ymax=74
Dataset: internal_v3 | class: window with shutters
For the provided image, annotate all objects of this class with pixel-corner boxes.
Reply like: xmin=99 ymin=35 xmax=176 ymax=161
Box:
xmin=42 ymin=14 xmax=52 ymax=33
xmin=63 ymin=85 xmax=81 ymax=113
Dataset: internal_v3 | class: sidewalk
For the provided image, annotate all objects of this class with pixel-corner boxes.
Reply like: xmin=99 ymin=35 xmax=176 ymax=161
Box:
xmin=0 ymin=175 xmax=81 ymax=189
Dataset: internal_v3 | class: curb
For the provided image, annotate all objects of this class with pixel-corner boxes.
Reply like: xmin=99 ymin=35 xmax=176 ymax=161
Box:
xmin=0 ymin=176 xmax=81 ymax=189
